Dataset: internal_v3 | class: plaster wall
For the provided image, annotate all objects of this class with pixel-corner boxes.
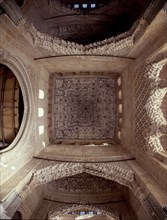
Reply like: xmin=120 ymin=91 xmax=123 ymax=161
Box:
xmin=127 ymin=189 xmax=152 ymax=220
xmin=121 ymin=67 xmax=133 ymax=151
xmin=18 ymin=185 xmax=46 ymax=220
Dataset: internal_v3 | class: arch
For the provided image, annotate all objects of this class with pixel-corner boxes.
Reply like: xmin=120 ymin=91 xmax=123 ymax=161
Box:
xmin=48 ymin=204 xmax=119 ymax=220
xmin=8 ymin=161 xmax=165 ymax=220
xmin=33 ymin=162 xmax=135 ymax=189
xmin=0 ymin=49 xmax=33 ymax=153
xmin=0 ymin=64 xmax=24 ymax=150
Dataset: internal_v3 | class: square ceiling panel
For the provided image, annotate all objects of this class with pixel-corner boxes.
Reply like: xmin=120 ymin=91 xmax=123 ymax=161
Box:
xmin=52 ymin=76 xmax=117 ymax=141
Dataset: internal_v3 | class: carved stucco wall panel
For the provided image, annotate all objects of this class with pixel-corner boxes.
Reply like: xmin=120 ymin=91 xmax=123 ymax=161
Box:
xmin=134 ymin=62 xmax=167 ymax=154
xmin=33 ymin=31 xmax=134 ymax=56
xmin=33 ymin=161 xmax=135 ymax=188
xmin=46 ymin=173 xmax=122 ymax=194
xmin=18 ymin=20 xmax=134 ymax=57
xmin=146 ymin=88 xmax=167 ymax=126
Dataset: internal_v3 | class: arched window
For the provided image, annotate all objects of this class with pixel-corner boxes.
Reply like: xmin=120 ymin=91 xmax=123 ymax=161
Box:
xmin=39 ymin=89 xmax=44 ymax=99
xmin=118 ymin=104 xmax=122 ymax=114
xmin=118 ymin=131 xmax=121 ymax=140
xmin=117 ymin=77 xmax=122 ymax=86
xmin=38 ymin=125 xmax=44 ymax=135
xmin=118 ymin=90 xmax=122 ymax=99
xmin=38 ymin=108 xmax=44 ymax=117
xmin=0 ymin=64 xmax=24 ymax=150
xmin=119 ymin=117 xmax=122 ymax=126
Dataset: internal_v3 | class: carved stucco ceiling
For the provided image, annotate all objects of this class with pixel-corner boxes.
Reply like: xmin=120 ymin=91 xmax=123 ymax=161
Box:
xmin=46 ymin=173 xmax=124 ymax=194
xmin=21 ymin=0 xmax=152 ymax=44
xmin=52 ymin=76 xmax=116 ymax=141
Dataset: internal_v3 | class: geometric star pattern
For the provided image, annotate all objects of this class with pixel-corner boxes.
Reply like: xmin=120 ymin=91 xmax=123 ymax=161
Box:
xmin=53 ymin=76 xmax=116 ymax=140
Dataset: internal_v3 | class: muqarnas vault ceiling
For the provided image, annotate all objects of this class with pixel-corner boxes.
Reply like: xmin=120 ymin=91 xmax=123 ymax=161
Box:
xmin=46 ymin=173 xmax=121 ymax=193
xmin=52 ymin=76 xmax=117 ymax=141
xmin=21 ymin=0 xmax=153 ymax=44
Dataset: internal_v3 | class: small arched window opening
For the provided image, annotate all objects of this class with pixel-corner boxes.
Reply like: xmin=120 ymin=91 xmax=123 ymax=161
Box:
xmin=0 ymin=64 xmax=24 ymax=150
xmin=118 ymin=104 xmax=122 ymax=114
xmin=118 ymin=131 xmax=121 ymax=140
xmin=39 ymin=89 xmax=44 ymax=99
xmin=118 ymin=90 xmax=122 ymax=99
xmin=119 ymin=117 xmax=122 ymax=126
xmin=117 ymin=77 xmax=122 ymax=86
xmin=38 ymin=125 xmax=44 ymax=135
xmin=38 ymin=108 xmax=44 ymax=117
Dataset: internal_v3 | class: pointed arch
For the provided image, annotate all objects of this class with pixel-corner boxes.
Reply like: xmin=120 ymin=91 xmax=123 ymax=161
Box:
xmin=33 ymin=161 xmax=135 ymax=189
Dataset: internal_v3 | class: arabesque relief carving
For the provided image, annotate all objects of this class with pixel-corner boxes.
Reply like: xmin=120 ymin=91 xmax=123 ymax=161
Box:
xmin=134 ymin=62 xmax=167 ymax=154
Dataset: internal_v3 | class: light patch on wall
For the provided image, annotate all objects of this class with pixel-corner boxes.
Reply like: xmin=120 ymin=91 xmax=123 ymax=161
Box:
xmin=42 ymin=141 xmax=46 ymax=147
xmin=118 ymin=90 xmax=122 ymax=99
xmin=39 ymin=89 xmax=44 ymax=99
xmin=118 ymin=104 xmax=122 ymax=113
xmin=119 ymin=117 xmax=122 ymax=126
xmin=39 ymin=125 xmax=44 ymax=135
xmin=38 ymin=108 xmax=44 ymax=117
xmin=117 ymin=77 xmax=122 ymax=86
xmin=0 ymin=155 xmax=8 ymax=167
xmin=11 ymin=166 xmax=16 ymax=170
xmin=118 ymin=131 xmax=121 ymax=140
xmin=82 ymin=4 xmax=88 ymax=8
